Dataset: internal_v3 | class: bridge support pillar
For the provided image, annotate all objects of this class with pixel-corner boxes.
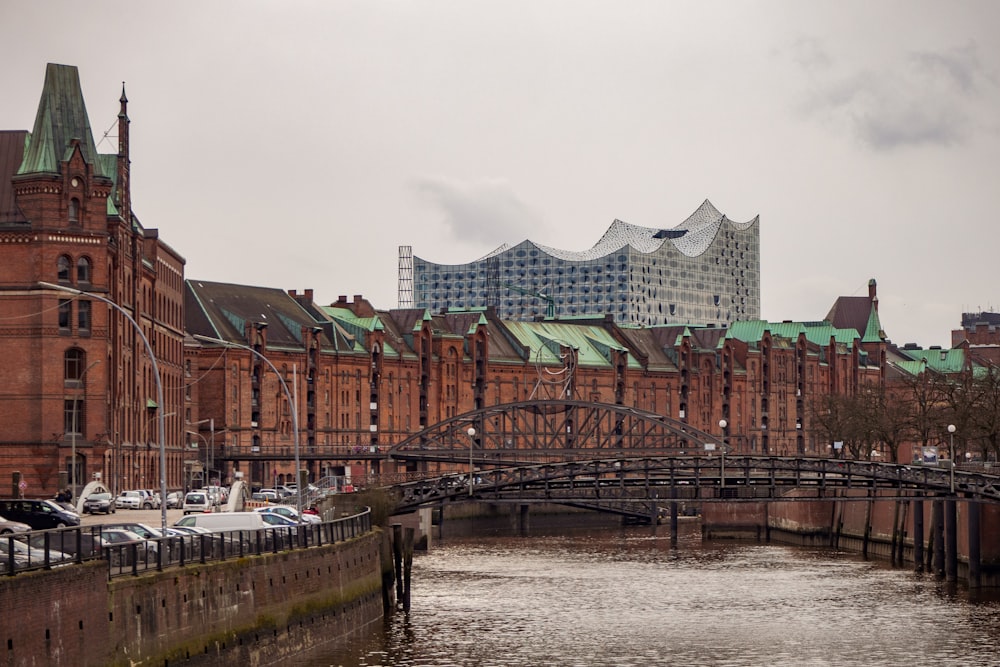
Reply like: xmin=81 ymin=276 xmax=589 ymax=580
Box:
xmin=932 ymin=498 xmax=945 ymax=578
xmin=968 ymin=497 xmax=981 ymax=588
xmin=912 ymin=497 xmax=924 ymax=573
xmin=945 ymin=498 xmax=958 ymax=583
xmin=669 ymin=502 xmax=678 ymax=544
xmin=516 ymin=504 xmax=530 ymax=535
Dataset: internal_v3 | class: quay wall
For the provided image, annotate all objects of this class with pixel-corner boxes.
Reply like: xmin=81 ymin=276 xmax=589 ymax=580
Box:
xmin=702 ymin=492 xmax=1000 ymax=586
xmin=0 ymin=531 xmax=384 ymax=667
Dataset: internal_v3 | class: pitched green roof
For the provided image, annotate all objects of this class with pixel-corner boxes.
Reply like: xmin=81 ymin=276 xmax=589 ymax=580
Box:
xmin=501 ymin=320 xmax=640 ymax=369
xmin=899 ymin=347 xmax=966 ymax=374
xmin=726 ymin=319 xmax=861 ymax=348
xmin=18 ymin=64 xmax=105 ymax=178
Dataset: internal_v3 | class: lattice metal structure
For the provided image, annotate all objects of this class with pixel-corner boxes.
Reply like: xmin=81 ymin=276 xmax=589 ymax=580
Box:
xmin=406 ymin=200 xmax=760 ymax=327
xmin=397 ymin=245 xmax=413 ymax=308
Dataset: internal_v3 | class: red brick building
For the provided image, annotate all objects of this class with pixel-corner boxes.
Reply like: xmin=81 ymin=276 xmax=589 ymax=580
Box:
xmin=0 ymin=64 xmax=186 ymax=498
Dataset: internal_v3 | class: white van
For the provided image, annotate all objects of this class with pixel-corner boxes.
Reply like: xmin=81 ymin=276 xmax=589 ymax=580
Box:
xmin=174 ymin=511 xmax=266 ymax=532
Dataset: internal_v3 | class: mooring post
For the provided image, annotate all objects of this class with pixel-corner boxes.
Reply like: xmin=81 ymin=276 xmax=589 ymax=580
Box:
xmin=403 ymin=526 xmax=414 ymax=612
xmin=968 ymin=497 xmax=981 ymax=589
xmin=945 ymin=498 xmax=958 ymax=583
xmin=519 ymin=504 xmax=530 ymax=535
xmin=669 ymin=502 xmax=678 ymax=544
xmin=912 ymin=497 xmax=924 ymax=572
xmin=392 ymin=523 xmax=404 ymax=602
xmin=932 ymin=498 xmax=945 ymax=578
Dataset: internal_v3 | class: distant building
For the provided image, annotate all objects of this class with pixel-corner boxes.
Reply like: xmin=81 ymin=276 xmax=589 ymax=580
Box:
xmin=400 ymin=199 xmax=760 ymax=327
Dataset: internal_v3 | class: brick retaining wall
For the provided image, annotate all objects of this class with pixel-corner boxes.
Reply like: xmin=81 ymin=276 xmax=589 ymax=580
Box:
xmin=0 ymin=531 xmax=385 ymax=666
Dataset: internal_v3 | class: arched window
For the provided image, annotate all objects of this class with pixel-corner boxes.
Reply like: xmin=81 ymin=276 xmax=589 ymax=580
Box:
xmin=57 ymin=256 xmax=71 ymax=283
xmin=76 ymin=257 xmax=91 ymax=284
xmin=68 ymin=198 xmax=80 ymax=225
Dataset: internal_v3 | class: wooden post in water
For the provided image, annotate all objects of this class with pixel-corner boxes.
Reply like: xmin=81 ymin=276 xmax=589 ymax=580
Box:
xmin=403 ymin=526 xmax=414 ymax=612
xmin=945 ymin=498 xmax=958 ymax=583
xmin=968 ymin=497 xmax=981 ymax=588
xmin=932 ymin=498 xmax=945 ymax=578
xmin=912 ymin=497 xmax=924 ymax=572
xmin=392 ymin=523 xmax=404 ymax=603
xmin=862 ymin=498 xmax=873 ymax=559
xmin=519 ymin=504 xmax=530 ymax=536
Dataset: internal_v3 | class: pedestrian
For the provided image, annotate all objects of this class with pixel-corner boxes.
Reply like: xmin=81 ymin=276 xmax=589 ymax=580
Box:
xmin=64 ymin=487 xmax=73 ymax=502
xmin=55 ymin=489 xmax=67 ymax=503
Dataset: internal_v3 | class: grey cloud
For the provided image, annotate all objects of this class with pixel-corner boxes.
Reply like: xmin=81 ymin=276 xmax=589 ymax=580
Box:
xmin=413 ymin=177 xmax=542 ymax=246
xmin=796 ymin=41 xmax=994 ymax=150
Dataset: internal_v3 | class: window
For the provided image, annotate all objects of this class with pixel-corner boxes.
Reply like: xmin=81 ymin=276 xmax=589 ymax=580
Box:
xmin=64 ymin=348 xmax=84 ymax=384
xmin=68 ymin=198 xmax=80 ymax=225
xmin=77 ymin=300 xmax=91 ymax=332
xmin=57 ymin=256 xmax=71 ymax=283
xmin=58 ymin=299 xmax=72 ymax=331
xmin=64 ymin=399 xmax=83 ymax=435
xmin=76 ymin=257 xmax=91 ymax=284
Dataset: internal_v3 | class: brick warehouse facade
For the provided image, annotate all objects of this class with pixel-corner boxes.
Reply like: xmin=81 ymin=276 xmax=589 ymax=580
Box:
xmin=0 ymin=64 xmax=186 ymax=497
xmin=2 ymin=63 xmax=958 ymax=499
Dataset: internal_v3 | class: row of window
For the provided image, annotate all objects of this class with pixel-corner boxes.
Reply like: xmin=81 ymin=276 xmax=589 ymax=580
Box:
xmin=57 ymin=255 xmax=91 ymax=284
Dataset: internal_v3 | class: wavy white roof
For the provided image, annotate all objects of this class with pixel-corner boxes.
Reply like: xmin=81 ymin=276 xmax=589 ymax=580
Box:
xmin=482 ymin=199 xmax=757 ymax=262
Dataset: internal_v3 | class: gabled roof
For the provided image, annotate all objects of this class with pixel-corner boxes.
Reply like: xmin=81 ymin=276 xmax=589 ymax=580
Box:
xmin=499 ymin=319 xmax=640 ymax=369
xmin=186 ymin=280 xmax=359 ymax=352
xmin=825 ymin=296 xmax=874 ymax=338
xmin=18 ymin=64 xmax=105 ymax=178
xmin=896 ymin=346 xmax=967 ymax=374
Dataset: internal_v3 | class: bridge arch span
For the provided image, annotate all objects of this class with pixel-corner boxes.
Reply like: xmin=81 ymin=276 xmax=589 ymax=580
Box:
xmin=388 ymin=400 xmax=723 ymax=467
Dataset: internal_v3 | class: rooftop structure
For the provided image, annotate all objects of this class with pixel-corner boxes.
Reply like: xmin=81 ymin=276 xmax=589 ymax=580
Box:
xmin=401 ymin=199 xmax=760 ymax=327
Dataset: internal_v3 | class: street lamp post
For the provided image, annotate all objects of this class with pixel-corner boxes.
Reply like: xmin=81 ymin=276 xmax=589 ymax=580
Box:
xmin=70 ymin=359 xmax=101 ymax=503
xmin=193 ymin=334 xmax=301 ymax=522
xmin=190 ymin=418 xmax=215 ymax=484
xmin=466 ymin=427 xmax=476 ymax=497
xmin=948 ymin=424 xmax=956 ymax=494
xmin=40 ymin=282 xmax=168 ymax=534
xmin=719 ymin=419 xmax=728 ymax=491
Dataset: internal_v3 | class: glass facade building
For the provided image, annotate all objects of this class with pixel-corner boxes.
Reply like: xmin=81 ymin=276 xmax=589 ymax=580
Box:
xmin=406 ymin=200 xmax=760 ymax=327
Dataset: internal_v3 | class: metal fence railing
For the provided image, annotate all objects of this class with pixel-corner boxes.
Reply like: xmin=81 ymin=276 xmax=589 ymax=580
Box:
xmin=1 ymin=508 xmax=373 ymax=579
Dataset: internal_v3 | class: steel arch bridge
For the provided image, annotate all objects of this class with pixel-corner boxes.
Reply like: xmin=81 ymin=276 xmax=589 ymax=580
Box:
xmin=388 ymin=400 xmax=723 ymax=467
xmin=382 ymin=401 xmax=1000 ymax=521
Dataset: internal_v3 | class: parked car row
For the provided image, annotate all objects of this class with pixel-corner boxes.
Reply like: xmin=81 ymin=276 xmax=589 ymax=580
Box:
xmin=0 ymin=498 xmax=81 ymax=530
xmin=114 ymin=489 xmax=161 ymax=510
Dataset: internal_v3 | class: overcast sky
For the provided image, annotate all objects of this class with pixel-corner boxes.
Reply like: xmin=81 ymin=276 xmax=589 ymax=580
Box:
xmin=3 ymin=1 xmax=998 ymax=348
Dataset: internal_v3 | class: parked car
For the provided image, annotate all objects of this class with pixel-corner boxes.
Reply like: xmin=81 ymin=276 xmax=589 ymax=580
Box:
xmin=138 ymin=490 xmax=161 ymax=509
xmin=258 ymin=512 xmax=298 ymax=527
xmin=175 ymin=511 xmax=267 ymax=532
xmin=102 ymin=523 xmax=163 ymax=556
xmin=27 ymin=531 xmax=108 ymax=559
xmin=183 ymin=491 xmax=216 ymax=514
xmin=253 ymin=489 xmax=280 ymax=503
xmin=255 ymin=505 xmax=320 ymax=524
xmin=0 ymin=515 xmax=32 ymax=534
xmin=0 ymin=499 xmax=80 ymax=529
xmin=82 ymin=492 xmax=116 ymax=515
xmin=0 ymin=537 xmax=71 ymax=570
xmin=115 ymin=491 xmax=142 ymax=510
xmin=165 ymin=491 xmax=182 ymax=509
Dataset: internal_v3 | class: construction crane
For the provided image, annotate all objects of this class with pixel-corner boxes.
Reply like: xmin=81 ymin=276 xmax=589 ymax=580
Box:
xmin=504 ymin=283 xmax=555 ymax=319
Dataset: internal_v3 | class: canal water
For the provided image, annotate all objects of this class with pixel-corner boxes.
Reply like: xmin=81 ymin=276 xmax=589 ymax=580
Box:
xmin=289 ymin=518 xmax=1000 ymax=666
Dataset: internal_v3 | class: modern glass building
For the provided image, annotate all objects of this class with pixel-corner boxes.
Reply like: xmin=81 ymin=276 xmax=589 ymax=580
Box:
xmin=400 ymin=199 xmax=760 ymax=327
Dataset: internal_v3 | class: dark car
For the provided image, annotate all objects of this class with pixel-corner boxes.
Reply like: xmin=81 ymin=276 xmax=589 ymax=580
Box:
xmin=82 ymin=492 xmax=116 ymax=515
xmin=0 ymin=499 xmax=80 ymax=530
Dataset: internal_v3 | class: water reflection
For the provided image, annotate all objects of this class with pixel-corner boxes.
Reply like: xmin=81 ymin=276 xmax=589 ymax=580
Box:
xmin=292 ymin=520 xmax=1000 ymax=666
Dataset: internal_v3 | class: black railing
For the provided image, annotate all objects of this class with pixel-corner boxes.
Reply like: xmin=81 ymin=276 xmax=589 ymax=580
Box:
xmin=1 ymin=508 xmax=373 ymax=579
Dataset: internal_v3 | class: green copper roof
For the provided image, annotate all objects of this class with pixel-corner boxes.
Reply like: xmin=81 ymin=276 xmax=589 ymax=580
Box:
xmin=501 ymin=320 xmax=640 ymax=369
xmin=900 ymin=347 xmax=966 ymax=374
xmin=323 ymin=307 xmax=392 ymax=355
xmin=18 ymin=64 xmax=105 ymax=177
xmin=726 ymin=319 xmax=861 ymax=348
xmin=862 ymin=304 xmax=884 ymax=343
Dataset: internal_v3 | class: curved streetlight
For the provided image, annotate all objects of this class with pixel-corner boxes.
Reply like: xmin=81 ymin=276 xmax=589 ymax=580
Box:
xmin=466 ymin=427 xmax=476 ymax=497
xmin=948 ymin=424 xmax=956 ymax=494
xmin=39 ymin=282 xmax=168 ymax=533
xmin=193 ymin=334 xmax=302 ymax=522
